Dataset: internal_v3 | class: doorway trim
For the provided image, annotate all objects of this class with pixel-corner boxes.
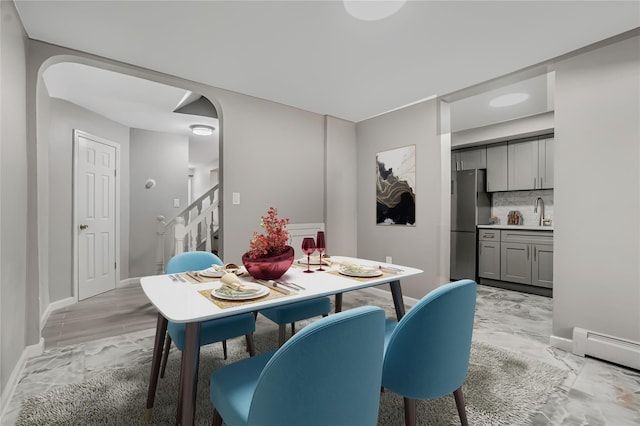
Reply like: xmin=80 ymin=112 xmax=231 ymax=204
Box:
xmin=72 ymin=129 xmax=121 ymax=301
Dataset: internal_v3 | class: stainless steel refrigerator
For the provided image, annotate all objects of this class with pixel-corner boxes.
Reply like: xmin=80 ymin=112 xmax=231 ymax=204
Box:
xmin=450 ymin=169 xmax=491 ymax=280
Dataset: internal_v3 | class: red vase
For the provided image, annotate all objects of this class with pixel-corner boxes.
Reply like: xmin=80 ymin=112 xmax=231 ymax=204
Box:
xmin=242 ymin=245 xmax=294 ymax=280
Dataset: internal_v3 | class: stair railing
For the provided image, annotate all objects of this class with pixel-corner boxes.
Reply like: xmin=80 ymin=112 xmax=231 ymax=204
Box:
xmin=155 ymin=185 xmax=219 ymax=274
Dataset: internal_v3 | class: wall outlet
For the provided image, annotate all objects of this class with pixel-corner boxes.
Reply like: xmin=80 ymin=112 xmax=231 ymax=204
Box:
xmin=385 ymin=256 xmax=392 ymax=264
xmin=173 ymin=198 xmax=180 ymax=208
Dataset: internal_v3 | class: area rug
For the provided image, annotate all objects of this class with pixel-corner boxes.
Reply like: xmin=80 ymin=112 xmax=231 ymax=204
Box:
xmin=17 ymin=326 xmax=566 ymax=426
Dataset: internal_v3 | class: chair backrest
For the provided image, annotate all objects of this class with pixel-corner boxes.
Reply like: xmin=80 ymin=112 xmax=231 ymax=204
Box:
xmin=248 ymin=306 xmax=386 ymax=426
xmin=383 ymin=279 xmax=477 ymax=400
xmin=165 ymin=251 xmax=223 ymax=274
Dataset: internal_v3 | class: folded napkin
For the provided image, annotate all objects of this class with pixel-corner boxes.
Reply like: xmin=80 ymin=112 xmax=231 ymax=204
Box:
xmin=217 ymin=273 xmax=258 ymax=295
xmin=213 ymin=263 xmax=241 ymax=273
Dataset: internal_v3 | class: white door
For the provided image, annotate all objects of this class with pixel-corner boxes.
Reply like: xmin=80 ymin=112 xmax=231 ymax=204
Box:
xmin=75 ymin=131 xmax=118 ymax=300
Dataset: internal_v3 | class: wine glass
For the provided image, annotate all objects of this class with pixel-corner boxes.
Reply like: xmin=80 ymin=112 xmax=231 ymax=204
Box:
xmin=316 ymin=231 xmax=326 ymax=271
xmin=301 ymin=237 xmax=316 ymax=273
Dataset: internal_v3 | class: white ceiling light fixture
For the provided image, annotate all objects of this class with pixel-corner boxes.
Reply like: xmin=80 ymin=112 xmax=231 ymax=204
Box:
xmin=189 ymin=124 xmax=215 ymax=136
xmin=489 ymin=93 xmax=530 ymax=108
xmin=343 ymin=0 xmax=406 ymax=21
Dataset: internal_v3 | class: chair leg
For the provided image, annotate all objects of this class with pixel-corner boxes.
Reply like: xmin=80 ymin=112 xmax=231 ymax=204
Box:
xmin=453 ymin=386 xmax=469 ymax=426
xmin=278 ymin=324 xmax=286 ymax=347
xmin=212 ymin=408 xmax=223 ymax=426
xmin=160 ymin=333 xmax=172 ymax=379
xmin=245 ymin=334 xmax=256 ymax=356
xmin=403 ymin=397 xmax=417 ymax=426
xmin=291 ymin=322 xmax=296 ymax=336
xmin=222 ymin=340 xmax=228 ymax=360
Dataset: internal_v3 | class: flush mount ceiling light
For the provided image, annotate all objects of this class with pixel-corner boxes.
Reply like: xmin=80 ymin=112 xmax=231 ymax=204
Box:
xmin=343 ymin=0 xmax=406 ymax=21
xmin=189 ymin=124 xmax=215 ymax=136
xmin=489 ymin=93 xmax=530 ymax=107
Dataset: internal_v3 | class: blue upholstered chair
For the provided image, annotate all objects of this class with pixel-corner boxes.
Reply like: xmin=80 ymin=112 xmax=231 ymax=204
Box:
xmin=159 ymin=251 xmax=256 ymax=378
xmin=210 ymin=306 xmax=386 ymax=426
xmin=382 ymin=279 xmax=477 ymax=426
xmin=259 ymin=296 xmax=332 ymax=346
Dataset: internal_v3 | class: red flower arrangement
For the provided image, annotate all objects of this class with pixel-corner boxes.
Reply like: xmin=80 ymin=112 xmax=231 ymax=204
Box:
xmin=246 ymin=207 xmax=290 ymax=259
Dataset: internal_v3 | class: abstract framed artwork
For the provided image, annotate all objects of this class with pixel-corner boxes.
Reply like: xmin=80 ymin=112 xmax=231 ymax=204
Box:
xmin=376 ymin=145 xmax=416 ymax=226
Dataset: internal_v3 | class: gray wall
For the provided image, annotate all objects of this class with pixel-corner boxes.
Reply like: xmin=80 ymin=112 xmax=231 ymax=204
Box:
xmin=208 ymin=90 xmax=326 ymax=261
xmin=451 ymin=110 xmax=554 ymax=147
xmin=553 ymin=34 xmax=640 ymax=343
xmin=326 ymin=116 xmax=357 ymax=257
xmin=0 ymin=0 xmax=29 ymax=400
xmin=356 ymin=100 xmax=447 ymax=300
xmin=48 ymin=99 xmax=130 ymax=301
xmin=129 ymin=128 xmax=188 ymax=277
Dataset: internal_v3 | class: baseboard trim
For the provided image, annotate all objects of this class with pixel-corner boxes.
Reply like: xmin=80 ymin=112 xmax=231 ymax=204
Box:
xmin=118 ymin=277 xmax=140 ymax=288
xmin=40 ymin=296 xmax=75 ymax=330
xmin=550 ymin=335 xmax=573 ymax=352
xmin=0 ymin=338 xmax=44 ymax=420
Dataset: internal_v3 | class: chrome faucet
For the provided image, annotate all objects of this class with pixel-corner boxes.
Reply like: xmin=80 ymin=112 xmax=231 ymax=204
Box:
xmin=534 ymin=197 xmax=545 ymax=226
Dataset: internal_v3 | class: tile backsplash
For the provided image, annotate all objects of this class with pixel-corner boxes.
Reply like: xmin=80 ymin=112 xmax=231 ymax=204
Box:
xmin=490 ymin=190 xmax=554 ymax=226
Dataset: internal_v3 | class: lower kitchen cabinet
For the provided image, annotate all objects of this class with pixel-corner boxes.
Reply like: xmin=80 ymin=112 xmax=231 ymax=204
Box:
xmin=532 ymin=244 xmax=553 ymax=288
xmin=478 ymin=229 xmax=501 ymax=279
xmin=479 ymin=228 xmax=553 ymax=291
xmin=501 ymin=242 xmax=532 ymax=284
xmin=478 ymin=241 xmax=501 ymax=279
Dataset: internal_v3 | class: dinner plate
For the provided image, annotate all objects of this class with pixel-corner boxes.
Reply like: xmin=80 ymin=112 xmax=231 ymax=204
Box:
xmin=199 ymin=268 xmax=224 ymax=278
xmin=211 ymin=283 xmax=270 ymax=300
xmin=338 ymin=267 xmax=383 ymax=278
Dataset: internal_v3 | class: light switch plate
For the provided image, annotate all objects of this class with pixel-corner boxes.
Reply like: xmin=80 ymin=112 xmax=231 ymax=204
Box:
xmin=232 ymin=192 xmax=240 ymax=205
xmin=386 ymin=256 xmax=392 ymax=264
xmin=173 ymin=198 xmax=180 ymax=208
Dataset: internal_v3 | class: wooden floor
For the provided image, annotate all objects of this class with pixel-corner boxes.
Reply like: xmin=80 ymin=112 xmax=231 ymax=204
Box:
xmin=42 ymin=283 xmax=158 ymax=349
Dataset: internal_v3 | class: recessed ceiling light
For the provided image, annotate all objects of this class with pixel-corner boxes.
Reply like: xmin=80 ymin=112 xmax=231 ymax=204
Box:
xmin=489 ymin=93 xmax=529 ymax=107
xmin=343 ymin=0 xmax=406 ymax=21
xmin=189 ymin=124 xmax=215 ymax=136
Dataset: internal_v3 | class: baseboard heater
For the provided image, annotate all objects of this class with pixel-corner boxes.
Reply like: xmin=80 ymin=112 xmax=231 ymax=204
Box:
xmin=573 ymin=327 xmax=640 ymax=370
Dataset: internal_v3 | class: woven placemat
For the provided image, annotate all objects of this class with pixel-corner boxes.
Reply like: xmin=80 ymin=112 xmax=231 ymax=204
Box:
xmin=198 ymin=287 xmax=289 ymax=309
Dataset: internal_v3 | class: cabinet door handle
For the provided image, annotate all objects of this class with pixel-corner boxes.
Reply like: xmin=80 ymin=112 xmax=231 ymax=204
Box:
xmin=485 ymin=235 xmax=494 ymax=239
xmin=533 ymin=177 xmax=537 ymax=189
xmin=540 ymin=177 xmax=543 ymax=188
xmin=527 ymin=245 xmax=530 ymax=260
xmin=534 ymin=246 xmax=537 ymax=261
xmin=461 ymin=160 xmax=464 ymax=170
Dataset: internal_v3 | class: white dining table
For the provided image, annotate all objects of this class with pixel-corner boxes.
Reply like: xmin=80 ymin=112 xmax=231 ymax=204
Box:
xmin=141 ymin=256 xmax=422 ymax=425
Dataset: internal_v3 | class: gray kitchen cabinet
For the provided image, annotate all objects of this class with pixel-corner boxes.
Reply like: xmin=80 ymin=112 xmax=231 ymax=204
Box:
xmin=478 ymin=229 xmax=500 ymax=279
xmin=500 ymin=230 xmax=553 ymax=287
xmin=507 ymin=139 xmax=538 ymax=190
xmin=532 ymin=243 xmax=553 ymax=288
xmin=507 ymin=137 xmax=554 ymax=190
xmin=486 ymin=143 xmax=508 ymax=192
xmin=500 ymin=242 xmax=532 ymax=284
xmin=452 ymin=146 xmax=486 ymax=171
xmin=538 ymin=137 xmax=554 ymax=189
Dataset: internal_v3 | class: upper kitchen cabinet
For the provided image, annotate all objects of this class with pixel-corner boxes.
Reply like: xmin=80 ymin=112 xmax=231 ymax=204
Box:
xmin=452 ymin=146 xmax=486 ymax=171
xmin=486 ymin=143 xmax=508 ymax=192
xmin=538 ymin=137 xmax=554 ymax=189
xmin=507 ymin=137 xmax=554 ymax=191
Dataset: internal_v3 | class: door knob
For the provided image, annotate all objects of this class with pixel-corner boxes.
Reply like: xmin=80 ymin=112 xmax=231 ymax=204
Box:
xmin=79 ymin=224 xmax=88 ymax=230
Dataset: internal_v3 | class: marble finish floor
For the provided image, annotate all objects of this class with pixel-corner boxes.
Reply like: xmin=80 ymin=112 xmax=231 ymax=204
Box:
xmin=3 ymin=284 xmax=639 ymax=425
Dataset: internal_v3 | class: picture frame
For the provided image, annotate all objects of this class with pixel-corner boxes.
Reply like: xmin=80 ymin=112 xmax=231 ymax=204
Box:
xmin=376 ymin=145 xmax=416 ymax=226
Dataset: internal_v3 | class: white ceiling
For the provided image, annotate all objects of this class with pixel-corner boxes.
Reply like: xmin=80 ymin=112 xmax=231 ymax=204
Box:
xmin=16 ymin=1 xmax=640 ymax=126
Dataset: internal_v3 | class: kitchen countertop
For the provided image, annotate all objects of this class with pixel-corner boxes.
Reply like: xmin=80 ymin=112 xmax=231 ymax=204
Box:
xmin=478 ymin=224 xmax=554 ymax=231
